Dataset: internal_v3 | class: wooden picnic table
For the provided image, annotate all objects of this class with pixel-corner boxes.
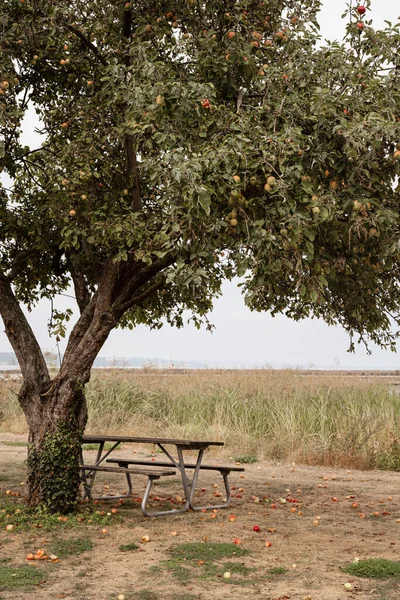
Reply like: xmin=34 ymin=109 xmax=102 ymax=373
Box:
xmin=80 ymin=435 xmax=243 ymax=516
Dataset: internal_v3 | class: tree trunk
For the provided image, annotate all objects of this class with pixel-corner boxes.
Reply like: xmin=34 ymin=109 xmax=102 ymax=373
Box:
xmin=22 ymin=376 xmax=88 ymax=514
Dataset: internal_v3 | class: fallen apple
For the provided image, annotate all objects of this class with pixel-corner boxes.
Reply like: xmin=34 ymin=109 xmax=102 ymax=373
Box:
xmin=253 ymin=525 xmax=261 ymax=532
xmin=344 ymin=582 xmax=352 ymax=590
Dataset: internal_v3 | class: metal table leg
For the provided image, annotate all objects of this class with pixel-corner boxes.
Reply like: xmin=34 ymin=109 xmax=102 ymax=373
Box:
xmin=81 ymin=441 xmax=132 ymax=500
xmin=189 ymin=468 xmax=233 ymax=511
xmin=141 ymin=475 xmax=189 ymax=517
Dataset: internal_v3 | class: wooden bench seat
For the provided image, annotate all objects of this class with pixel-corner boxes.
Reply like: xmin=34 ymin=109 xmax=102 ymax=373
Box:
xmin=80 ymin=464 xmax=177 ymax=517
xmin=106 ymin=458 xmax=245 ymax=511
xmin=106 ymin=458 xmax=245 ymax=473
xmin=81 ymin=464 xmax=176 ymax=477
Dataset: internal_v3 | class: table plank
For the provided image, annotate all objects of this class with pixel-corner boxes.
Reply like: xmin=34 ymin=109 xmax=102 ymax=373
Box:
xmin=81 ymin=435 xmax=224 ymax=447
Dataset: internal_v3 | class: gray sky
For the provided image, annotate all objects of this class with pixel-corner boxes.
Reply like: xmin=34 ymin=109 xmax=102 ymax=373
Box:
xmin=1 ymin=1 xmax=400 ymax=368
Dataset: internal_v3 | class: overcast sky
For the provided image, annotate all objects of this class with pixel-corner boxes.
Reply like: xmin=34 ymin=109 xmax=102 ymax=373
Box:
xmin=1 ymin=1 xmax=400 ymax=369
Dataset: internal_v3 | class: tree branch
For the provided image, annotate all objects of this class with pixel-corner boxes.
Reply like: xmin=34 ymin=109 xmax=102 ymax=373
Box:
xmin=121 ymin=9 xmax=142 ymax=211
xmin=69 ymin=264 xmax=91 ymax=314
xmin=112 ymin=256 xmax=175 ymax=317
xmin=0 ymin=272 xmax=50 ymax=388
xmin=8 ymin=249 xmax=32 ymax=281
xmin=124 ymin=134 xmax=142 ymax=211
xmin=115 ymin=278 xmax=165 ymax=316
xmin=66 ymin=25 xmax=108 ymax=66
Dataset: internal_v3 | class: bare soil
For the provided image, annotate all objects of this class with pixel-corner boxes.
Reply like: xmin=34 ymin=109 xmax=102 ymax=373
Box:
xmin=0 ymin=433 xmax=399 ymax=600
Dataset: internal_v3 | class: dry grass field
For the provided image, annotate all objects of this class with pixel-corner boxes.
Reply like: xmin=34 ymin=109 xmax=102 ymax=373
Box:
xmin=0 ymin=369 xmax=400 ymax=600
xmin=1 ymin=368 xmax=400 ymax=469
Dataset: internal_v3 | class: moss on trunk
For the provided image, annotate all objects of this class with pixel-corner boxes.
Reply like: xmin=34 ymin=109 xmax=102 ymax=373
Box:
xmin=27 ymin=417 xmax=83 ymax=514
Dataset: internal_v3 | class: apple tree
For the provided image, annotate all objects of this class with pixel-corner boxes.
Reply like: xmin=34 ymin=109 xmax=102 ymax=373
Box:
xmin=1 ymin=0 xmax=400 ymax=512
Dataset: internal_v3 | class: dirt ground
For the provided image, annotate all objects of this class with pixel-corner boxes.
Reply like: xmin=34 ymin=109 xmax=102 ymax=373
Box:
xmin=0 ymin=433 xmax=399 ymax=600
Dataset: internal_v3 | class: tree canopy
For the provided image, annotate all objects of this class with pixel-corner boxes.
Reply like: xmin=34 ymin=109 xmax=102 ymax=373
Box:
xmin=2 ymin=0 xmax=400 ymax=352
xmin=1 ymin=0 xmax=400 ymax=510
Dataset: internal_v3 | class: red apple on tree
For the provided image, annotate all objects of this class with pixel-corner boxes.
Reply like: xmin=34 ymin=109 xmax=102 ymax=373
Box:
xmin=357 ymin=5 xmax=366 ymax=15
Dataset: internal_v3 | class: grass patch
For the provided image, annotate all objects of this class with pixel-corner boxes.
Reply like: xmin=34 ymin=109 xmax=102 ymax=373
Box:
xmin=170 ymin=542 xmax=250 ymax=561
xmin=162 ymin=559 xmax=192 ymax=584
xmin=220 ymin=561 xmax=255 ymax=574
xmin=0 ymin=499 xmax=121 ymax=531
xmin=267 ymin=566 xmax=288 ymax=576
xmin=119 ymin=542 xmax=139 ymax=552
xmin=160 ymin=542 xmax=253 ymax=586
xmin=343 ymin=559 xmax=400 ymax=579
xmin=232 ymin=455 xmax=258 ymax=464
xmin=196 ymin=560 xmax=257 ymax=581
xmin=0 ymin=441 xmax=27 ymax=447
xmin=108 ymin=591 xmax=159 ymax=600
xmin=81 ymin=442 xmax=122 ymax=451
xmin=111 ymin=592 xmax=202 ymax=600
xmin=50 ymin=537 xmax=93 ymax=558
xmin=374 ymin=443 xmax=400 ymax=471
xmin=132 ymin=591 xmax=159 ymax=600
xmin=0 ymin=564 xmax=45 ymax=591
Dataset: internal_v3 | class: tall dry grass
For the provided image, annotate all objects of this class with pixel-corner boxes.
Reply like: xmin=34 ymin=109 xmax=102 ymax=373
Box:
xmin=1 ymin=369 xmax=400 ymax=469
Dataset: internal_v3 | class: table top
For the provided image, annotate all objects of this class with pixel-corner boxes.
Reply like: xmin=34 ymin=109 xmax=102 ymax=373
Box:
xmin=81 ymin=435 xmax=224 ymax=448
